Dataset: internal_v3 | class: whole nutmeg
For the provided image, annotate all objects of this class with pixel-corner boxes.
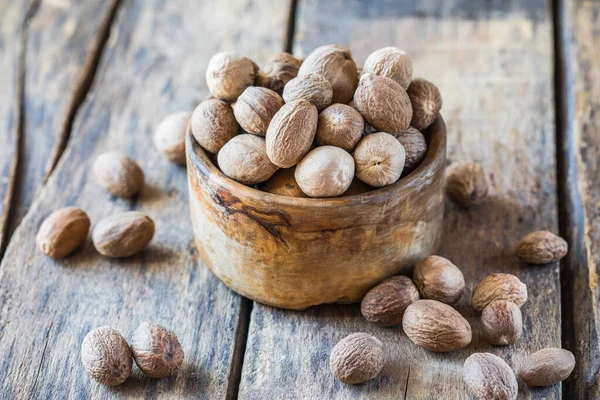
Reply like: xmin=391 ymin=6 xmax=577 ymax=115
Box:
xmin=316 ymin=104 xmax=363 ymax=151
xmin=520 ymin=348 xmax=575 ymax=387
xmin=515 ymin=230 xmax=568 ymax=264
xmin=446 ymin=161 xmax=488 ymax=207
xmin=362 ymin=47 xmax=413 ymax=90
xmin=360 ymin=276 xmax=420 ymax=327
xmin=354 ymin=132 xmax=406 ymax=187
xmin=93 ymin=152 xmax=144 ymax=198
xmin=282 ymin=74 xmax=333 ymax=111
xmin=131 ymin=322 xmax=185 ymax=378
xmin=481 ymin=300 xmax=523 ymax=345
xmin=329 ymin=333 xmax=384 ymax=384
xmin=406 ymin=78 xmax=443 ymax=130
xmin=344 ymin=179 xmax=373 ymax=196
xmin=295 ymin=146 xmax=354 ymax=197
xmin=36 ymin=207 xmax=90 ymax=258
xmin=471 ymin=273 xmax=528 ymax=312
xmin=298 ymin=45 xmax=358 ymax=104
xmin=233 ymin=87 xmax=284 ymax=136
xmin=396 ymin=127 xmax=427 ymax=170
xmin=255 ymin=52 xmax=301 ymax=94
xmin=191 ymin=99 xmax=238 ymax=154
xmin=402 ymin=299 xmax=472 ymax=352
xmin=92 ymin=212 xmax=155 ymax=258
xmin=413 ymin=255 xmax=465 ymax=305
xmin=153 ymin=111 xmax=190 ymax=165
xmin=353 ymin=73 xmax=412 ymax=135
xmin=258 ymin=168 xmax=306 ymax=198
xmin=218 ymin=134 xmax=278 ymax=184
xmin=81 ymin=326 xmax=132 ymax=386
xmin=266 ymin=99 xmax=318 ymax=168
xmin=206 ymin=52 xmax=256 ymax=101
xmin=463 ymin=353 xmax=518 ymax=400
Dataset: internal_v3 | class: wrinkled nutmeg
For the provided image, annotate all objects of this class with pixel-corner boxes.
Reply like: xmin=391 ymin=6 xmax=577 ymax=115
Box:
xmin=93 ymin=152 xmax=144 ymax=198
xmin=258 ymin=168 xmax=306 ymax=198
xmin=481 ymin=300 xmax=523 ymax=345
xmin=206 ymin=52 xmax=257 ymax=101
xmin=316 ymin=104 xmax=363 ymax=151
xmin=295 ymin=146 xmax=354 ymax=197
xmin=354 ymin=132 xmax=406 ymax=187
xmin=255 ymin=52 xmax=301 ymax=94
xmin=266 ymin=99 xmax=318 ymax=168
xmin=191 ymin=99 xmax=238 ymax=154
xmin=329 ymin=333 xmax=384 ymax=384
xmin=407 ymin=78 xmax=443 ymax=130
xmin=360 ymin=276 xmax=420 ymax=327
xmin=218 ymin=134 xmax=278 ymax=185
xmin=362 ymin=47 xmax=413 ymax=90
xmin=471 ymin=273 xmax=528 ymax=312
xmin=396 ymin=127 xmax=427 ymax=170
xmin=36 ymin=207 xmax=90 ymax=258
xmin=92 ymin=212 xmax=155 ymax=258
xmin=515 ymin=230 xmax=568 ymax=264
xmin=353 ymin=73 xmax=412 ymax=135
xmin=282 ymin=73 xmax=333 ymax=111
xmin=463 ymin=353 xmax=518 ymax=400
xmin=402 ymin=299 xmax=472 ymax=352
xmin=446 ymin=161 xmax=488 ymax=207
xmin=153 ymin=111 xmax=190 ymax=165
xmin=298 ymin=45 xmax=358 ymax=104
xmin=131 ymin=322 xmax=185 ymax=378
xmin=233 ymin=87 xmax=284 ymax=136
xmin=81 ymin=326 xmax=132 ymax=386
xmin=520 ymin=348 xmax=575 ymax=387
xmin=413 ymin=255 xmax=465 ymax=305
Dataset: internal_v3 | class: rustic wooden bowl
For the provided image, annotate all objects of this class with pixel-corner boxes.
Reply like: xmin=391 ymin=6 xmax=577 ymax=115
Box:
xmin=186 ymin=117 xmax=446 ymax=310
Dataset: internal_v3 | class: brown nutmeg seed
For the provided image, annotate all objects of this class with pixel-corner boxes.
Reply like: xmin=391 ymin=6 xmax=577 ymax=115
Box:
xmin=520 ymin=348 xmax=575 ymax=387
xmin=93 ymin=152 xmax=145 ymax=198
xmin=255 ymin=52 xmax=301 ymax=94
xmin=413 ymin=255 xmax=465 ymax=305
xmin=131 ymin=322 xmax=185 ymax=379
xmin=515 ymin=230 xmax=568 ymax=264
xmin=258 ymin=168 xmax=307 ymax=198
xmin=191 ymin=99 xmax=238 ymax=154
xmin=407 ymin=78 xmax=443 ymax=130
xmin=472 ymin=273 xmax=528 ymax=312
xmin=396 ymin=127 xmax=427 ymax=170
xmin=36 ymin=207 xmax=90 ymax=258
xmin=481 ymin=300 xmax=523 ymax=345
xmin=233 ymin=87 xmax=283 ymax=136
xmin=354 ymin=132 xmax=406 ymax=187
xmin=463 ymin=353 xmax=518 ymax=400
xmin=218 ymin=134 xmax=278 ymax=185
xmin=316 ymin=104 xmax=363 ymax=151
xmin=92 ymin=212 xmax=155 ymax=258
xmin=154 ymin=111 xmax=190 ymax=165
xmin=329 ymin=333 xmax=384 ymax=385
xmin=446 ymin=161 xmax=489 ymax=207
xmin=282 ymin=73 xmax=333 ymax=111
xmin=295 ymin=146 xmax=354 ymax=197
xmin=363 ymin=47 xmax=413 ymax=90
xmin=206 ymin=52 xmax=256 ymax=101
xmin=361 ymin=276 xmax=420 ymax=327
xmin=81 ymin=326 xmax=132 ymax=386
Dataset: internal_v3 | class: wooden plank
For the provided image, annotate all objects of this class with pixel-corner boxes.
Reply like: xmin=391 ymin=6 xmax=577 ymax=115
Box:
xmin=239 ymin=1 xmax=560 ymax=399
xmin=0 ymin=0 xmax=291 ymax=398
xmin=560 ymin=0 xmax=600 ymax=397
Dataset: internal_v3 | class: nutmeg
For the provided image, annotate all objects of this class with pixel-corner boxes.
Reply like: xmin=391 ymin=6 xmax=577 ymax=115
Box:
xmin=131 ymin=322 xmax=185 ymax=378
xmin=255 ymin=52 xmax=301 ymax=94
xmin=445 ymin=161 xmax=488 ymax=207
xmin=316 ymin=104 xmax=363 ymax=151
xmin=463 ymin=353 xmax=518 ymax=400
xmin=206 ymin=52 xmax=256 ymax=101
xmin=329 ymin=333 xmax=384 ymax=384
xmin=515 ymin=230 xmax=568 ymax=264
xmin=471 ymin=273 xmax=528 ymax=311
xmin=153 ymin=111 xmax=190 ymax=165
xmin=413 ymin=255 xmax=465 ymax=305
xmin=361 ymin=276 xmax=420 ymax=327
xmin=407 ymin=78 xmax=443 ymax=130
xmin=233 ymin=87 xmax=283 ymax=136
xmin=354 ymin=132 xmax=406 ymax=187
xmin=481 ymin=300 xmax=523 ymax=345
xmin=258 ymin=168 xmax=307 ymax=198
xmin=218 ymin=134 xmax=278 ymax=185
xmin=520 ymin=348 xmax=575 ymax=387
xmin=282 ymin=73 xmax=333 ymax=111
xmin=36 ymin=207 xmax=90 ymax=258
xmin=81 ymin=326 xmax=132 ymax=386
xmin=396 ymin=127 xmax=427 ymax=170
xmin=362 ymin=47 xmax=413 ymax=90
xmin=294 ymin=146 xmax=355 ymax=197
xmin=191 ymin=99 xmax=238 ymax=154
xmin=92 ymin=212 xmax=155 ymax=258
xmin=92 ymin=152 xmax=144 ymax=198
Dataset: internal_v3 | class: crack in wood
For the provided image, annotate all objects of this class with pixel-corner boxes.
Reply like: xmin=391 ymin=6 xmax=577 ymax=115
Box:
xmin=30 ymin=319 xmax=53 ymax=395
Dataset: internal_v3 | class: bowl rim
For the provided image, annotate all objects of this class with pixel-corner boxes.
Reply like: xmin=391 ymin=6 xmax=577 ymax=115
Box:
xmin=187 ymin=115 xmax=446 ymax=208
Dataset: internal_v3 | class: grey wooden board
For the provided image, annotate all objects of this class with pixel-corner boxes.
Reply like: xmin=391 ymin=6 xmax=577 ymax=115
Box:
xmin=239 ymin=0 xmax=561 ymax=399
xmin=0 ymin=0 xmax=291 ymax=398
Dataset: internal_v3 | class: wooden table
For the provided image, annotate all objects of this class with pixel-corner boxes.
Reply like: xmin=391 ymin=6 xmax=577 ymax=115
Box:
xmin=0 ymin=0 xmax=597 ymax=398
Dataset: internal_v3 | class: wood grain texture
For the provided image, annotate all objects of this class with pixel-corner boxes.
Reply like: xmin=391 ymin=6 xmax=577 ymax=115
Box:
xmin=239 ymin=1 xmax=561 ymax=398
xmin=0 ymin=0 xmax=291 ymax=398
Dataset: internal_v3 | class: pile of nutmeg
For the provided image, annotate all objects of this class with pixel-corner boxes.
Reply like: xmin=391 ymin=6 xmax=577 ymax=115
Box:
xmin=166 ymin=45 xmax=441 ymax=197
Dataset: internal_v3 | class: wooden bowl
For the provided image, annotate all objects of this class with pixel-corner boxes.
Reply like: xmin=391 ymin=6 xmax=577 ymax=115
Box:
xmin=186 ymin=117 xmax=446 ymax=310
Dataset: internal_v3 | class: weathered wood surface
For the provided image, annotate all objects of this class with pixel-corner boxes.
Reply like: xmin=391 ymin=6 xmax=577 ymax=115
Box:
xmin=560 ymin=0 xmax=600 ymax=397
xmin=239 ymin=1 xmax=561 ymax=399
xmin=0 ymin=0 xmax=291 ymax=399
